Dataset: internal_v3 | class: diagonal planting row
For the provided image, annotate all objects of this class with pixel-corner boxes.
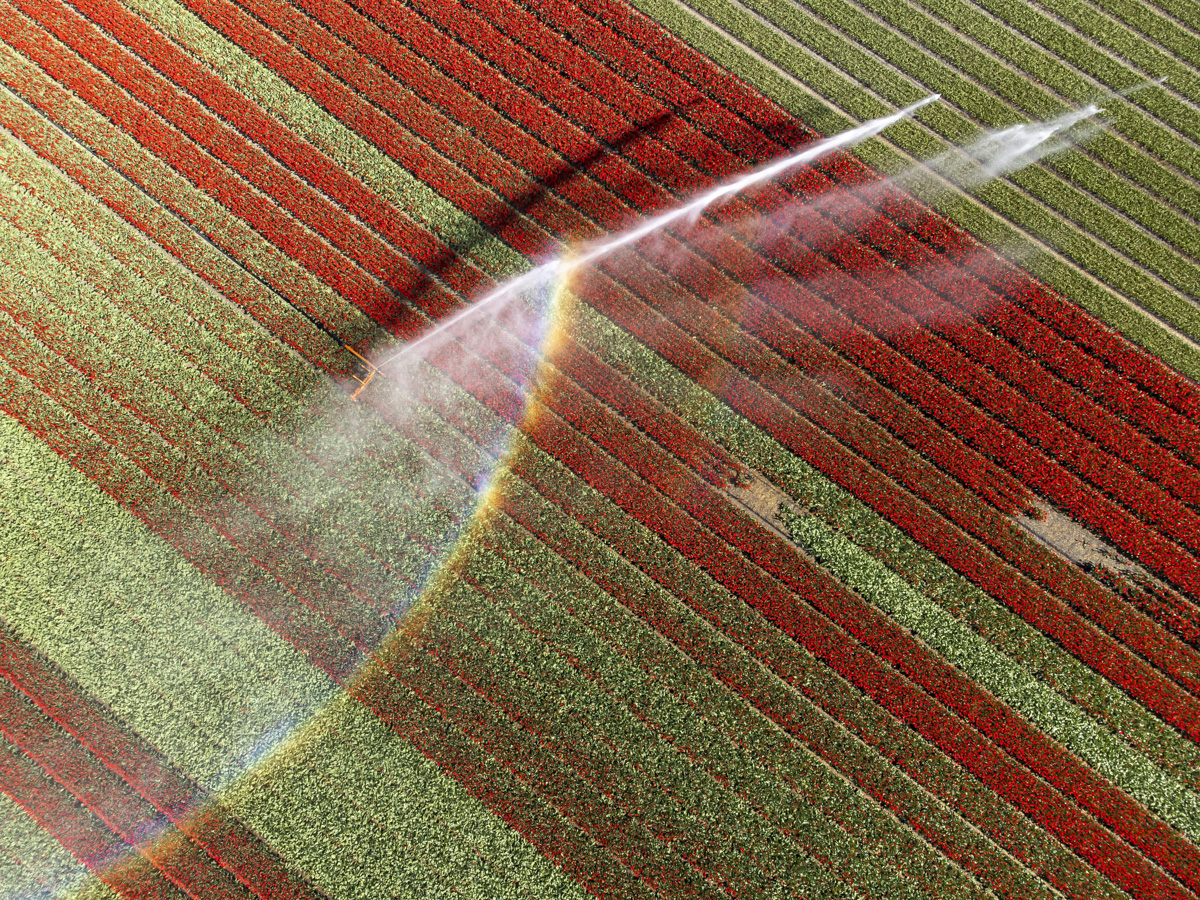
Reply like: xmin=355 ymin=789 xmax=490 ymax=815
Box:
xmin=7 ymin=3 xmax=1200 ymax=897
xmin=16 ymin=0 xmax=1200 ymax=811
xmin=0 ymin=357 xmax=580 ymax=900
xmin=84 ymin=0 xmax=1200 ymax=681
xmin=0 ymin=170 xmax=1161 ymax=900
xmin=96 ymin=0 xmax=1200 ymax=628
xmin=565 ymin=291 xmax=1200 ymax=792
xmin=435 ymin=0 xmax=1200 ymax=473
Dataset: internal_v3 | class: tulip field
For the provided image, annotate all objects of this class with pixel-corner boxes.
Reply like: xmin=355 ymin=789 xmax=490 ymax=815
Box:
xmin=2 ymin=0 xmax=1200 ymax=897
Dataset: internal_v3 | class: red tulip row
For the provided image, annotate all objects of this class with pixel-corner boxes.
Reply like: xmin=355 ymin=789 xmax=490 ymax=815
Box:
xmin=517 ymin=385 xmax=1198 ymax=900
xmin=572 ymin=256 xmax=1200 ymax=698
xmin=0 ymin=60 xmax=364 ymax=372
xmin=0 ymin=682 xmax=254 ymax=900
xmin=1 ymin=0 xmax=415 ymax=326
xmin=761 ymin=207 xmax=1200 ymax=570
xmin=873 ymin=183 xmax=1200 ymax=419
xmin=253 ymin=0 xmax=1200 ymax=614
xmin=572 ymin=263 xmax=1200 ymax=732
xmin=800 ymin=195 xmax=1200 ymax=508
xmin=485 ymin=465 xmax=1090 ymax=900
xmin=479 ymin=0 xmax=1200 ymax=462
xmin=0 ymin=627 xmax=322 ymax=900
xmin=1092 ymin=569 xmax=1200 ymax=653
xmin=62 ymin=0 xmax=498 ymax=309
xmin=840 ymin=194 xmax=1200 ymax=464
xmin=0 ymin=739 xmax=178 ymax=900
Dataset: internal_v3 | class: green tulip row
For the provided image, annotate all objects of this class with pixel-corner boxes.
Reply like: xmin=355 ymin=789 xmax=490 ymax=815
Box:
xmin=0 ymin=140 xmax=318 ymax=406
xmin=817 ymin=0 xmax=1200 ymax=255
xmin=221 ymin=693 xmax=581 ymax=900
xmin=622 ymin=0 xmax=1200 ymax=378
xmin=0 ymin=411 xmax=575 ymax=900
xmin=498 ymin=430 xmax=1102 ymax=898
xmin=119 ymin=0 xmax=527 ymax=283
xmin=455 ymin=501 xmax=996 ymax=899
xmin=0 ymin=790 xmax=106 ymax=900
xmin=780 ymin=506 xmax=1200 ymax=842
xmin=566 ymin=293 xmax=1200 ymax=782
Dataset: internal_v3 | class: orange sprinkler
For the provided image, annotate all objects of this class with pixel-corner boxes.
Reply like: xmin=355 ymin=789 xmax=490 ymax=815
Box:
xmin=344 ymin=345 xmax=378 ymax=401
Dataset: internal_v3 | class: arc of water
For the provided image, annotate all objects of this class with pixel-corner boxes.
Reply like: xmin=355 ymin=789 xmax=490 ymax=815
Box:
xmin=374 ymin=95 xmax=940 ymax=372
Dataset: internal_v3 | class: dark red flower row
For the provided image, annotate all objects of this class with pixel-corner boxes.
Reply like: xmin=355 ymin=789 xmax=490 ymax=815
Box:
xmin=518 ymin=380 xmax=1197 ymax=899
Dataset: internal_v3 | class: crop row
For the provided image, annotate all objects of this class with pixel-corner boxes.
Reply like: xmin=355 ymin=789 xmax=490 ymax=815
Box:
xmin=0 ymin=37 xmax=375 ymax=355
xmin=767 ymin=207 xmax=1200 ymax=571
xmin=0 ymin=418 xmax=559 ymax=900
xmin=612 ymin=0 xmax=1200 ymax=379
xmin=672 ymin=0 xmax=1200 ymax=339
xmin=572 ymin=255 xmax=1200 ymax=713
xmin=0 ymin=626 xmax=323 ymax=900
xmin=0 ymin=680 xmax=252 ymax=900
xmin=566 ymin=292 xmax=1200 ymax=787
xmin=47 ymin=0 xmax=513 ymax=318
xmin=0 ymin=216 xmax=498 ymax=636
xmin=454 ymin=539 xmax=977 ymax=900
xmin=182 ymin=0 xmax=1200 ymax=607
xmin=853 ymin=187 xmax=1200 ymax=461
xmin=508 ymin=0 xmax=1200 ymax=477
xmin=0 ymin=790 xmax=104 ymax=900
xmin=0 ymin=739 xmax=184 ymax=900
xmin=411 ymin=573 xmax=841 ymax=900
xmin=779 ymin=506 xmax=1200 ymax=839
xmin=100 ymin=0 xmax=1200 ymax=542
xmin=0 ymin=439 xmax=334 ymax=786
xmin=469 ymin=489 xmax=1045 ymax=900
xmin=500 ymin=430 xmax=1122 ymax=900
xmin=514 ymin=371 xmax=1197 ymax=899
xmin=353 ymin=641 xmax=664 ymax=900
xmin=116 ymin=0 xmax=541 ymax=274
xmin=798 ymin=187 xmax=1200 ymax=503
